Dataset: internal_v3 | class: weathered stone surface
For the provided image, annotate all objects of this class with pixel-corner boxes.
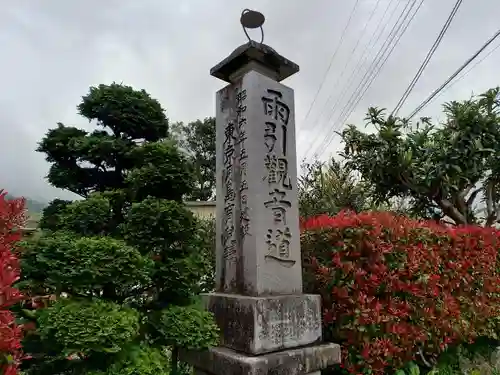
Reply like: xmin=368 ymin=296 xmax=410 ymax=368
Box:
xmin=181 ymin=343 xmax=341 ymax=375
xmin=204 ymin=293 xmax=321 ymax=354
xmin=215 ymin=70 xmax=302 ymax=296
xmin=210 ymin=41 xmax=300 ymax=83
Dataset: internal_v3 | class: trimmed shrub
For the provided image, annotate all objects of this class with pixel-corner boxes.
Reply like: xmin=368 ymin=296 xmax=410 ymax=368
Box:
xmin=37 ymin=299 xmax=140 ymax=356
xmin=20 ymin=232 xmax=153 ymax=298
xmin=301 ymin=211 xmax=500 ymax=374
xmin=87 ymin=345 xmax=171 ymax=375
xmin=0 ymin=191 xmax=26 ymax=375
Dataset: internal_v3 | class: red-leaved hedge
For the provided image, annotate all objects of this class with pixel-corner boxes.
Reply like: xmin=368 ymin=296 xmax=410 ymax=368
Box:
xmin=0 ymin=191 xmax=25 ymax=375
xmin=301 ymin=211 xmax=500 ymax=375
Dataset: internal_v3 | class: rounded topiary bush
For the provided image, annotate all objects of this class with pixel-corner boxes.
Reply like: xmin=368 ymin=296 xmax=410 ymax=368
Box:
xmin=152 ymin=305 xmax=219 ymax=350
xmin=87 ymin=345 xmax=171 ymax=375
xmin=20 ymin=232 xmax=153 ymax=297
xmin=37 ymin=299 xmax=140 ymax=356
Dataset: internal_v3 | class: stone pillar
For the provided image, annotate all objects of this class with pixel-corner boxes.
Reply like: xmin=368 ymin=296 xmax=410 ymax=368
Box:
xmin=181 ymin=41 xmax=340 ymax=375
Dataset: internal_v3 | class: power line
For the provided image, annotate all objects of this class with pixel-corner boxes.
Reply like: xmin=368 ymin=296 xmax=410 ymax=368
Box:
xmin=299 ymin=0 xmax=380 ymax=148
xmin=313 ymin=0 xmax=425 ymax=161
xmin=298 ymin=0 xmax=360 ymax=134
xmin=421 ymin=41 xmax=500 ymax=107
xmin=311 ymin=0 xmax=421 ymax=161
xmin=315 ymin=0 xmax=425 ymax=160
xmin=331 ymin=0 xmax=425 ymax=131
xmin=407 ymin=27 xmax=500 ymax=120
xmin=302 ymin=0 xmax=406 ymax=161
xmin=301 ymin=0 xmax=397 ymax=158
xmin=391 ymin=0 xmax=463 ymax=117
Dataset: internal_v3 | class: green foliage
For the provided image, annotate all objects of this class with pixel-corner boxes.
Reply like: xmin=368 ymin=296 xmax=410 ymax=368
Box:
xmin=298 ymin=159 xmax=376 ymax=218
xmin=340 ymin=87 xmax=500 ymax=225
xmin=152 ymin=305 xmax=220 ymax=350
xmin=39 ymin=199 xmax=72 ymax=231
xmin=425 ymin=339 xmax=500 ymax=375
xmin=122 ymin=198 xmax=198 ymax=255
xmin=37 ymin=83 xmax=172 ymax=198
xmin=126 ymin=140 xmax=194 ymax=202
xmin=395 ymin=362 xmax=420 ymax=375
xmin=77 ymin=83 xmax=169 ymax=142
xmin=20 ymin=232 xmax=152 ymax=298
xmin=87 ymin=345 xmax=171 ymax=375
xmin=37 ymin=299 xmax=140 ymax=355
xmin=150 ymin=305 xmax=219 ymax=375
xmin=171 ymin=118 xmax=216 ymax=201
xmin=197 ymin=218 xmax=215 ymax=293
xmin=20 ymin=83 xmax=218 ymax=374
xmin=60 ymin=194 xmax=113 ymax=236
xmin=121 ymin=198 xmax=207 ymax=304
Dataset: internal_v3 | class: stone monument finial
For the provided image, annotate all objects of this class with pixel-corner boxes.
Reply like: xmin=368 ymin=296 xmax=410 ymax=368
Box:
xmin=240 ymin=9 xmax=265 ymax=44
xmin=210 ymin=8 xmax=299 ymax=84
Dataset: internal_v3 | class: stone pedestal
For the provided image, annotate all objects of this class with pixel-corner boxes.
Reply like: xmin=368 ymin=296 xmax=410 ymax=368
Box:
xmin=203 ymin=293 xmax=322 ymax=354
xmin=182 ymin=40 xmax=340 ymax=374
xmin=182 ymin=344 xmax=340 ymax=375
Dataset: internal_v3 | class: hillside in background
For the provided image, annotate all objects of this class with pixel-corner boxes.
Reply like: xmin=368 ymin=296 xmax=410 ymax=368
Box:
xmin=3 ymin=193 xmax=47 ymax=228
xmin=5 ymin=194 xmax=47 ymax=213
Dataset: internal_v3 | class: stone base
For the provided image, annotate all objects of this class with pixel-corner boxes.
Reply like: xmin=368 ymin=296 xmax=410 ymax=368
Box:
xmin=181 ymin=343 xmax=341 ymax=375
xmin=203 ymin=293 xmax=322 ymax=354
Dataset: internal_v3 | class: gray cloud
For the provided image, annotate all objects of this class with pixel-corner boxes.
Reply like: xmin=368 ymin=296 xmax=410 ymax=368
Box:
xmin=0 ymin=0 xmax=498 ymax=200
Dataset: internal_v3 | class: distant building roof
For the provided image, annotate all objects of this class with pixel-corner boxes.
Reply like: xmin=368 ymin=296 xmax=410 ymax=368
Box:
xmin=185 ymin=201 xmax=216 ymax=207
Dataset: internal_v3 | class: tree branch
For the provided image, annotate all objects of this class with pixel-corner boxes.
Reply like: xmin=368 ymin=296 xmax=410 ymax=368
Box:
xmin=417 ymin=347 xmax=434 ymax=368
xmin=399 ymin=173 xmax=467 ymax=225
xmin=455 ymin=184 xmax=475 ymax=223
xmin=438 ymin=198 xmax=467 ymax=225
xmin=441 ymin=219 xmax=457 ymax=226
xmin=466 ymin=187 xmax=482 ymax=207
xmin=459 ymin=184 xmax=474 ymax=200
xmin=485 ymin=181 xmax=500 ymax=226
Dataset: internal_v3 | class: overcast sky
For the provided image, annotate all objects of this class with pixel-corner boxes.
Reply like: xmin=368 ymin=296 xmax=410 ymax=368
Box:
xmin=1 ymin=0 xmax=499 ymax=201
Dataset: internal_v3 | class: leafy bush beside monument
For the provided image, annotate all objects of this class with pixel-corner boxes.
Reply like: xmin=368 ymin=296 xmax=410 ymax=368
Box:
xmin=302 ymin=211 xmax=500 ymax=374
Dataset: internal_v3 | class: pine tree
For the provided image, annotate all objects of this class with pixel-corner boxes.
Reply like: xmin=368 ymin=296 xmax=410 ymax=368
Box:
xmin=17 ymin=83 xmax=218 ymax=375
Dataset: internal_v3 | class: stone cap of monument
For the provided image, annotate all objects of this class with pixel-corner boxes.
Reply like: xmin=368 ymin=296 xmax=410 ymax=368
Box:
xmin=210 ymin=41 xmax=300 ymax=83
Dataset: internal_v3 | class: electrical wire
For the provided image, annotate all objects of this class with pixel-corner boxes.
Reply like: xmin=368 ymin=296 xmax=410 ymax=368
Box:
xmin=315 ymin=0 xmax=425 ymax=160
xmin=299 ymin=0 xmax=381 ymax=147
xmin=407 ymin=27 xmax=500 ymax=120
xmin=420 ymin=41 xmax=500 ymax=108
xmin=298 ymin=0 xmax=360 ymax=134
xmin=301 ymin=0 xmax=397 ymax=157
xmin=313 ymin=0 xmax=425 ymax=161
xmin=331 ymin=0 xmax=425 ymax=132
xmin=309 ymin=0 xmax=420 ymax=160
xmin=302 ymin=0 xmax=406 ymax=161
xmin=391 ymin=0 xmax=463 ymax=117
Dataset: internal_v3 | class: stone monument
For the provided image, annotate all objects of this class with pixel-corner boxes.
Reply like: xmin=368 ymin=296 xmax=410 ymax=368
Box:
xmin=181 ymin=9 xmax=341 ymax=375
